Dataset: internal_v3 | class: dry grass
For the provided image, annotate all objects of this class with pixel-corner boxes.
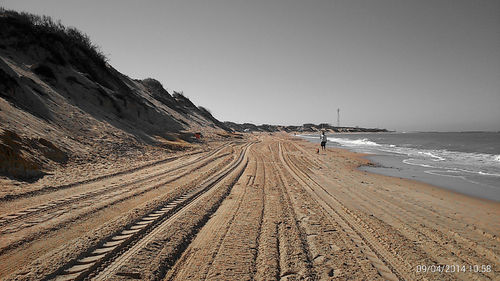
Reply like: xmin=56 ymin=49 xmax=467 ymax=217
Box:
xmin=0 ymin=7 xmax=107 ymax=66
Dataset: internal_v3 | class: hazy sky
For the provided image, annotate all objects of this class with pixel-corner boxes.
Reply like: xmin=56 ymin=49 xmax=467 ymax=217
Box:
xmin=2 ymin=0 xmax=499 ymax=131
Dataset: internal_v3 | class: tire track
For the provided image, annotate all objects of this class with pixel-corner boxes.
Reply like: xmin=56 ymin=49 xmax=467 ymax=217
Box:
xmin=290 ymin=139 xmax=498 ymax=245
xmin=0 ymin=143 xmax=232 ymax=230
xmin=326 ymin=174 xmax=497 ymax=280
xmin=279 ymin=141 xmax=410 ymax=281
xmin=0 ymin=146 xmax=235 ymax=265
xmin=163 ymin=154 xmax=252 ymax=281
xmin=253 ymin=144 xmax=284 ymax=280
xmin=274 ymin=141 xmax=375 ymax=279
xmin=289 ymin=140 xmax=500 ymax=267
xmin=0 ymin=150 xmax=230 ymax=238
xmin=0 ymin=148 xmax=211 ymax=203
xmin=270 ymin=143 xmax=315 ymax=280
xmin=202 ymin=146 xmax=264 ymax=280
xmin=164 ymin=162 xmax=247 ymax=280
xmin=45 ymin=142 xmax=252 ymax=281
xmin=0 ymin=152 xmax=234 ymax=276
xmin=251 ymin=148 xmax=267 ymax=280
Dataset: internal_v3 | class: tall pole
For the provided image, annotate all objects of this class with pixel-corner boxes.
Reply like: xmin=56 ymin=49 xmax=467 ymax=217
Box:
xmin=337 ymin=108 xmax=340 ymax=127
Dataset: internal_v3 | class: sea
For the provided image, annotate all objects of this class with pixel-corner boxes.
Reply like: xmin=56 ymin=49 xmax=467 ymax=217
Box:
xmin=300 ymin=132 xmax=500 ymax=202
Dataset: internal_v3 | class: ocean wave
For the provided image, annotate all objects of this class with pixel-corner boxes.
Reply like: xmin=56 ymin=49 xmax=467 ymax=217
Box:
xmin=382 ymin=147 xmax=500 ymax=168
xmin=296 ymin=134 xmax=317 ymax=139
xmin=477 ymin=171 xmax=500 ymax=177
xmin=299 ymin=134 xmax=500 ymax=176
xmin=403 ymin=158 xmax=500 ymax=177
xmin=321 ymin=135 xmax=500 ymax=176
xmin=327 ymin=137 xmax=380 ymax=147
xmin=402 ymin=158 xmax=436 ymax=168
xmin=418 ymin=151 xmax=445 ymax=161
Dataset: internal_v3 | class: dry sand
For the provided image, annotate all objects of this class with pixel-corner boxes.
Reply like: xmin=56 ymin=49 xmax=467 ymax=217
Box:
xmin=0 ymin=133 xmax=498 ymax=280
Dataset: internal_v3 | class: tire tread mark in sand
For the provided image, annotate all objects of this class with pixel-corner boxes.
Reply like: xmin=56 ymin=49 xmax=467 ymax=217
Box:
xmin=163 ymin=145 xmax=258 ymax=281
xmin=275 ymin=222 xmax=282 ymax=280
xmin=152 ymin=162 xmax=249 ymax=281
xmin=164 ymin=165 xmax=250 ymax=281
xmin=0 ymin=147 xmax=212 ymax=203
xmin=290 ymin=140 xmax=499 ymax=247
xmin=250 ymin=150 xmax=266 ymax=280
xmin=245 ymin=153 xmax=258 ymax=186
xmin=2 ymin=155 xmax=235 ymax=280
xmin=118 ymin=144 xmax=251 ymax=281
xmin=0 ymin=153 xmax=234 ymax=257
xmin=253 ymin=143 xmax=282 ymax=281
xmin=362 ymin=186 xmax=500 ymax=266
xmin=294 ymin=139 xmax=500 ymax=276
xmin=267 ymin=144 xmax=282 ymax=280
xmin=292 ymin=142 xmax=500 ymax=275
xmin=341 ymin=191 xmax=487 ymax=281
xmin=271 ymin=143 xmax=315 ymax=279
xmin=332 ymin=176 xmax=496 ymax=280
xmin=279 ymin=142 xmax=408 ymax=281
xmin=203 ymin=147 xmax=264 ymax=280
xmin=0 ymin=143 xmax=232 ymax=229
xmin=290 ymin=141 xmax=499 ymax=280
xmin=266 ymin=144 xmax=285 ymax=281
xmin=46 ymin=143 xmax=252 ymax=281
xmin=190 ymin=160 xmax=251 ymax=280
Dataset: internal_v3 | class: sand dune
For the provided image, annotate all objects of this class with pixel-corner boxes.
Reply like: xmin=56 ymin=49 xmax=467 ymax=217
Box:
xmin=0 ymin=10 xmax=232 ymax=182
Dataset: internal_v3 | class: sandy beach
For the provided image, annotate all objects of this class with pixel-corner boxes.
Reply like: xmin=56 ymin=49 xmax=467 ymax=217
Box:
xmin=0 ymin=133 xmax=497 ymax=280
xmin=1 ymin=3 xmax=499 ymax=280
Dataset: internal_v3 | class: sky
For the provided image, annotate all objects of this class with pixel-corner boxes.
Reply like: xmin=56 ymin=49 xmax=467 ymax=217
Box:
xmin=1 ymin=0 xmax=499 ymax=131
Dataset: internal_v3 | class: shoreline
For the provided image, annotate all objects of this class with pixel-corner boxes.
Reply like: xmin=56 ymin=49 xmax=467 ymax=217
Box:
xmin=303 ymin=136 xmax=499 ymax=204
xmin=289 ymin=134 xmax=499 ymax=279
xmin=295 ymin=132 xmax=500 ymax=203
xmin=290 ymin=133 xmax=500 ymax=233
xmin=359 ymin=154 xmax=500 ymax=203
xmin=359 ymin=154 xmax=500 ymax=205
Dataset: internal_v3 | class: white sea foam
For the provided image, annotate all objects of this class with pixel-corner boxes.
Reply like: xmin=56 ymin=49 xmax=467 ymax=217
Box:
xmin=418 ymin=151 xmax=445 ymax=161
xmin=404 ymin=158 xmax=500 ymax=177
xmin=476 ymin=170 xmax=500 ymax=177
xmin=297 ymin=134 xmax=316 ymax=139
xmin=402 ymin=158 xmax=435 ymax=168
xmin=316 ymin=135 xmax=500 ymax=178
xmin=300 ymin=134 xmax=500 ymax=178
xmin=327 ymin=137 xmax=380 ymax=147
xmin=300 ymin=133 xmax=500 ymax=198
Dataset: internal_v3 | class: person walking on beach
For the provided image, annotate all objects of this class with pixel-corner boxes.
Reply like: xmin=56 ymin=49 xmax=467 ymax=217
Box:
xmin=320 ymin=131 xmax=327 ymax=151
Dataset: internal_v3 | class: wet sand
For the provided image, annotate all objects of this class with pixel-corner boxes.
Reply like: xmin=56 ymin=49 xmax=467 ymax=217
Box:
xmin=361 ymin=154 xmax=500 ymax=202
